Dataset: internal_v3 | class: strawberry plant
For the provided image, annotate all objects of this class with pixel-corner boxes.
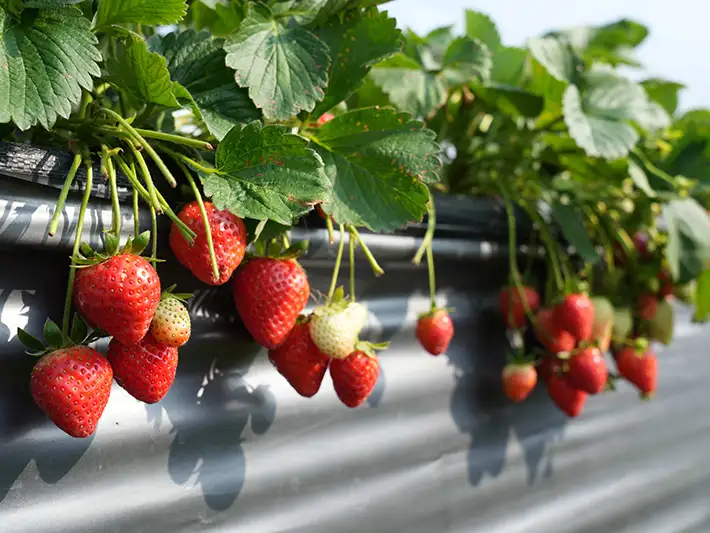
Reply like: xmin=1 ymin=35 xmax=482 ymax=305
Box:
xmin=5 ymin=0 xmax=710 ymax=437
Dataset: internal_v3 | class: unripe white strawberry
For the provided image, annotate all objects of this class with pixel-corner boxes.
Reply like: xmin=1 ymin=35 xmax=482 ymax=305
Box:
xmin=150 ymin=294 xmax=191 ymax=347
xmin=310 ymin=300 xmax=367 ymax=360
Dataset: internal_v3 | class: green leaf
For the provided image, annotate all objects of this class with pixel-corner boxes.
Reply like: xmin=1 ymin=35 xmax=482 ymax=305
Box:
xmin=527 ymin=57 xmax=567 ymax=112
xmin=224 ymin=2 xmax=330 ymax=120
xmin=312 ymin=7 xmax=400 ymax=116
xmin=473 ymin=84 xmax=543 ymax=118
xmin=149 ymin=30 xmax=260 ymax=140
xmin=589 ymin=19 xmax=649 ymax=50
xmin=70 ymin=313 xmax=88 ymax=344
xmin=464 ymin=10 xmax=501 ymax=51
xmin=424 ymin=26 xmax=455 ymax=65
xmin=563 ymin=69 xmax=659 ymax=159
xmin=312 ymin=107 xmax=440 ymax=231
xmin=628 ymin=160 xmax=655 ymax=197
xmin=106 ymin=36 xmax=180 ymax=109
xmin=17 ymin=328 xmax=46 ymax=352
xmin=693 ymin=269 xmax=710 ymax=323
xmin=0 ymin=7 xmax=101 ymax=131
xmin=202 ymin=121 xmax=328 ymax=225
xmin=270 ymin=0 xmax=351 ymax=26
xmin=96 ymin=0 xmax=187 ymax=26
xmin=440 ymin=37 xmax=492 ymax=87
xmin=491 ymin=46 xmax=527 ymax=86
xmin=663 ymin=198 xmax=710 ymax=282
xmin=370 ymin=54 xmax=446 ymax=117
xmin=23 ymin=0 xmax=81 ymax=7
xmin=189 ymin=0 xmax=244 ymax=37
xmin=528 ymin=35 xmax=580 ymax=83
xmin=43 ymin=318 xmax=65 ymax=347
xmin=641 ymin=78 xmax=684 ymax=115
xmin=549 ymin=203 xmax=599 ymax=263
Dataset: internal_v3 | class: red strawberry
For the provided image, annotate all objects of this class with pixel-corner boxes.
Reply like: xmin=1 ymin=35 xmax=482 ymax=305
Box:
xmin=502 ymin=363 xmax=537 ymax=402
xmin=233 ymin=257 xmax=310 ymax=349
xmin=553 ymin=294 xmax=594 ymax=343
xmin=498 ymin=286 xmax=540 ymax=329
xmin=548 ymin=374 xmax=587 ymax=417
xmin=74 ymin=253 xmax=161 ymax=345
xmin=566 ymin=346 xmax=608 ymax=394
xmin=150 ymin=295 xmax=191 ymax=347
xmin=170 ymin=201 xmax=247 ymax=285
xmin=615 ymin=346 xmax=657 ymax=397
xmin=637 ymin=292 xmax=658 ymax=321
xmin=268 ymin=321 xmax=330 ymax=397
xmin=330 ymin=350 xmax=380 ymax=408
xmin=107 ymin=333 xmax=178 ymax=404
xmin=317 ymin=112 xmax=335 ymax=125
xmin=30 ymin=346 xmax=113 ymax=438
xmin=533 ymin=308 xmax=575 ymax=353
xmin=416 ymin=308 xmax=454 ymax=355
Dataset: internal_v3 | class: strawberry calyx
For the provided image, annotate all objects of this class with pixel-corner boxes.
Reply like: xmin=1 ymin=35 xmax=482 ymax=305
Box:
xmin=72 ymin=230 xmax=154 ymax=268
xmin=417 ymin=306 xmax=454 ymax=320
xmin=17 ymin=315 xmax=105 ymax=357
xmin=161 ymin=284 xmax=193 ymax=303
xmin=313 ymin=286 xmax=354 ymax=316
xmin=354 ymin=340 xmax=389 ymax=358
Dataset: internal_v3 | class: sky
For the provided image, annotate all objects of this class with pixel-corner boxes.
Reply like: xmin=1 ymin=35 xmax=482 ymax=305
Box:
xmin=385 ymin=0 xmax=706 ymax=112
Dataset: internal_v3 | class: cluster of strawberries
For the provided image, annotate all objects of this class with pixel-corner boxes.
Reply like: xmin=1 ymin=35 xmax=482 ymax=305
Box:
xmin=498 ymin=287 xmax=659 ymax=417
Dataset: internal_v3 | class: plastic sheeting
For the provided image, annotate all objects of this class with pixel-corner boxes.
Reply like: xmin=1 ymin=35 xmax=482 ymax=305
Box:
xmin=1 ymin=175 xmax=709 ymax=533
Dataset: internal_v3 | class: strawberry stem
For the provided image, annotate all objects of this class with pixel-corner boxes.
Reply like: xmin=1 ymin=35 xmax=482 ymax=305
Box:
xmin=175 ymin=160 xmax=220 ymax=282
xmin=522 ymin=201 xmax=564 ymax=295
xmin=346 ymin=225 xmax=384 ymax=276
xmin=160 ymin=147 xmax=218 ymax=175
xmin=150 ymin=204 xmax=157 ymax=263
xmin=327 ymin=224 xmax=346 ymax=303
xmin=101 ymin=108 xmax=178 ymax=188
xmin=48 ymin=152 xmax=82 ymax=237
xmin=62 ymin=153 xmax=93 ymax=336
xmin=324 ymin=212 xmax=335 ymax=244
xmin=128 ymin=143 xmax=163 ymax=214
xmin=425 ymin=241 xmax=436 ymax=311
xmin=97 ymin=126 xmax=213 ymax=151
xmin=132 ymin=188 xmax=140 ymax=237
xmin=102 ymin=146 xmax=121 ymax=238
xmin=349 ymin=228 xmax=357 ymax=301
xmin=413 ymin=190 xmax=435 ymax=266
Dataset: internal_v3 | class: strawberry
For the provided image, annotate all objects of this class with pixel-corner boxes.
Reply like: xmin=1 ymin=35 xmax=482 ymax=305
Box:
xmin=268 ymin=320 xmax=330 ymax=397
xmin=502 ymin=363 xmax=537 ymax=402
xmin=310 ymin=290 xmax=368 ymax=359
xmin=533 ymin=308 xmax=575 ymax=354
xmin=150 ymin=294 xmax=191 ymax=347
xmin=74 ymin=253 xmax=160 ymax=345
xmin=317 ymin=112 xmax=335 ymax=125
xmin=548 ymin=373 xmax=587 ymax=417
xmin=416 ymin=308 xmax=454 ymax=356
xmin=637 ymin=292 xmax=658 ymax=321
xmin=612 ymin=306 xmax=633 ymax=341
xmin=170 ymin=201 xmax=247 ymax=286
xmin=590 ymin=296 xmax=614 ymax=352
xmin=649 ymin=298 xmax=674 ymax=345
xmin=30 ymin=346 xmax=113 ymax=438
xmin=566 ymin=346 xmax=608 ymax=394
xmin=615 ymin=345 xmax=657 ymax=397
xmin=233 ymin=257 xmax=310 ymax=349
xmin=498 ymin=286 xmax=540 ymax=329
xmin=107 ymin=333 xmax=178 ymax=404
xmin=553 ymin=293 xmax=594 ymax=343
xmin=330 ymin=350 xmax=380 ymax=408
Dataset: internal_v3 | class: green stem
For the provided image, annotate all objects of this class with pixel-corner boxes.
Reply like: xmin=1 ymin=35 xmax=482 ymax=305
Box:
xmin=132 ymin=189 xmax=139 ymax=237
xmin=104 ymin=148 xmax=121 ymax=237
xmin=97 ymin=126 xmax=213 ymax=151
xmin=160 ymin=146 xmax=218 ymax=174
xmin=349 ymin=229 xmax=356 ymax=301
xmin=101 ymin=108 xmax=178 ymax=187
xmin=150 ymin=204 xmax=157 ymax=263
xmin=425 ymin=241 xmax=436 ymax=311
xmin=523 ymin=202 xmax=565 ymax=294
xmin=62 ymin=155 xmax=93 ymax=336
xmin=128 ymin=143 xmax=163 ymax=214
xmin=346 ymin=225 xmax=384 ymax=276
xmin=174 ymin=159 xmax=219 ymax=282
xmin=324 ymin=212 xmax=335 ymax=244
xmin=326 ymin=225 xmax=346 ymax=303
xmin=632 ymin=147 xmax=677 ymax=186
xmin=413 ymin=191 xmax=436 ymax=265
xmin=48 ymin=153 xmax=82 ymax=237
